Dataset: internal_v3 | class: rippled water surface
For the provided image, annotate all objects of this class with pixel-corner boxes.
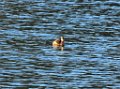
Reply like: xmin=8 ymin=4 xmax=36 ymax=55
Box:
xmin=0 ymin=0 xmax=120 ymax=88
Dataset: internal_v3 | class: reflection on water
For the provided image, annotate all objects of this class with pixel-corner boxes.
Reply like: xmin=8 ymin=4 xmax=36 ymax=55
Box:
xmin=53 ymin=46 xmax=64 ymax=51
xmin=0 ymin=0 xmax=120 ymax=88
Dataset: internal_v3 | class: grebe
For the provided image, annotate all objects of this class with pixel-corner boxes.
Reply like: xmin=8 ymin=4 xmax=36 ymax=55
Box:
xmin=52 ymin=36 xmax=64 ymax=47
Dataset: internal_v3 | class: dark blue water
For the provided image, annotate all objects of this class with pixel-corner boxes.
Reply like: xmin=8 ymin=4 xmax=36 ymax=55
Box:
xmin=0 ymin=0 xmax=120 ymax=88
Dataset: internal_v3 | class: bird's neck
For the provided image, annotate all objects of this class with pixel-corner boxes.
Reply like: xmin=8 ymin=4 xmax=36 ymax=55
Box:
xmin=60 ymin=40 xmax=64 ymax=46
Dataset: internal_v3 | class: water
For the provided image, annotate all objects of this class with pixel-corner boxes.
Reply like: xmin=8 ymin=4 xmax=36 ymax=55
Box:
xmin=0 ymin=0 xmax=120 ymax=88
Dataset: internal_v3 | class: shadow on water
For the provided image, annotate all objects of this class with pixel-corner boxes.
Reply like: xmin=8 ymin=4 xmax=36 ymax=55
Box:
xmin=0 ymin=0 xmax=120 ymax=88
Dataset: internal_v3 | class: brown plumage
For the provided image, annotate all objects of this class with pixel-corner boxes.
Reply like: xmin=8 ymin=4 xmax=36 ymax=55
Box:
xmin=52 ymin=36 xmax=64 ymax=47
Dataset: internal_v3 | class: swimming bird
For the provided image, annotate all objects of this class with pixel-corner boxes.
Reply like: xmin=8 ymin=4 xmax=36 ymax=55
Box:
xmin=52 ymin=36 xmax=64 ymax=47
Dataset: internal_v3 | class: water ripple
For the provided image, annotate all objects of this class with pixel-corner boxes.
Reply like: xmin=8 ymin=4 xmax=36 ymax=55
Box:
xmin=0 ymin=0 xmax=120 ymax=88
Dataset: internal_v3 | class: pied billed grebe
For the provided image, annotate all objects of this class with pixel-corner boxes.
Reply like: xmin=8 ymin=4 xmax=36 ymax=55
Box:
xmin=52 ymin=36 xmax=64 ymax=47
